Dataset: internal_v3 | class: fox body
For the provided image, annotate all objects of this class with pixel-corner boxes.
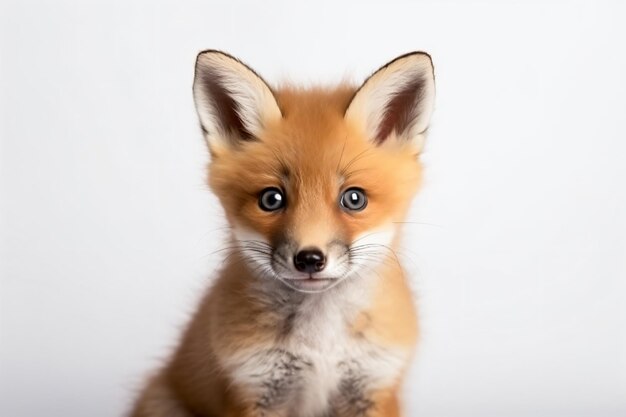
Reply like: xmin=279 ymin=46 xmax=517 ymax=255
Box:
xmin=131 ymin=51 xmax=435 ymax=417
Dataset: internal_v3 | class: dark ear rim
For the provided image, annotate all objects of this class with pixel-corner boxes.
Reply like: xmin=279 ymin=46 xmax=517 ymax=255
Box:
xmin=343 ymin=51 xmax=435 ymax=116
xmin=193 ymin=49 xmax=283 ymax=116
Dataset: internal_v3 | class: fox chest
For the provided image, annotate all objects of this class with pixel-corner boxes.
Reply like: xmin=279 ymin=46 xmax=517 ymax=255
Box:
xmin=227 ymin=322 xmax=408 ymax=417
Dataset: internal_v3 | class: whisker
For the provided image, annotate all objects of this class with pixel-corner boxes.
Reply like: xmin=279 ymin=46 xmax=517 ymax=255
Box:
xmin=339 ymin=148 xmax=373 ymax=178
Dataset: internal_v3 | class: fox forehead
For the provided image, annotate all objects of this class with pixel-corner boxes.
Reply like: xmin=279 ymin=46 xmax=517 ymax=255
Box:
xmin=271 ymin=85 xmax=355 ymax=143
xmin=210 ymin=84 xmax=420 ymax=188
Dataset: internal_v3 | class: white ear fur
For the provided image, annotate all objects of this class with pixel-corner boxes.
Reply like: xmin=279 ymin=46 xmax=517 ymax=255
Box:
xmin=192 ymin=50 xmax=282 ymax=148
xmin=345 ymin=52 xmax=435 ymax=149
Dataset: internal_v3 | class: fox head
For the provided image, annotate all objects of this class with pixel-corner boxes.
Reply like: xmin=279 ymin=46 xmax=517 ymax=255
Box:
xmin=193 ymin=51 xmax=435 ymax=293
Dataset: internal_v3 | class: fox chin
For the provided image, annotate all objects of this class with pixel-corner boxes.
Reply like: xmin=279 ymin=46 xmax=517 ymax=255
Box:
xmin=130 ymin=50 xmax=435 ymax=417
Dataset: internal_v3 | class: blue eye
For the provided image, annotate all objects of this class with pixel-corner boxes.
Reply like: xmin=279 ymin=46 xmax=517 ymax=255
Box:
xmin=259 ymin=188 xmax=285 ymax=211
xmin=340 ymin=188 xmax=367 ymax=211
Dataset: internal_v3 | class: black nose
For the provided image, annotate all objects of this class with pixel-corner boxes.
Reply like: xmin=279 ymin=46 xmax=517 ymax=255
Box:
xmin=293 ymin=248 xmax=326 ymax=273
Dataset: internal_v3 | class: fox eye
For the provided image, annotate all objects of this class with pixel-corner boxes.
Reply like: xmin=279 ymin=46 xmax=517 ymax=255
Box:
xmin=259 ymin=188 xmax=285 ymax=211
xmin=340 ymin=188 xmax=367 ymax=212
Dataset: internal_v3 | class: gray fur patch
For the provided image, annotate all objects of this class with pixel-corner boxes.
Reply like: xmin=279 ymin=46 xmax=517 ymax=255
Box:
xmin=253 ymin=349 xmax=313 ymax=413
xmin=331 ymin=359 xmax=374 ymax=417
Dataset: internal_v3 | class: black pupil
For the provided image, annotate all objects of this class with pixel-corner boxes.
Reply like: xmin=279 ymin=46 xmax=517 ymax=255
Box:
xmin=268 ymin=193 xmax=280 ymax=205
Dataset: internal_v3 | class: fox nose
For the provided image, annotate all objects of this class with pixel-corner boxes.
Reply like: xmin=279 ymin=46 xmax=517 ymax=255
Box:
xmin=293 ymin=248 xmax=326 ymax=273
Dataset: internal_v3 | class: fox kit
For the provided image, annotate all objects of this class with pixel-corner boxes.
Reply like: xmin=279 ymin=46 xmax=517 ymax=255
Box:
xmin=130 ymin=50 xmax=435 ymax=417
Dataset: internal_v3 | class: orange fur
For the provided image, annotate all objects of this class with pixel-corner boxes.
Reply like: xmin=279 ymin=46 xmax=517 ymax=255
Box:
xmin=130 ymin=51 xmax=434 ymax=417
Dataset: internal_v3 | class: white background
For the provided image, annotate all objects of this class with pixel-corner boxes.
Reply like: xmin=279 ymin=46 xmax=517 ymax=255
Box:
xmin=1 ymin=1 xmax=625 ymax=416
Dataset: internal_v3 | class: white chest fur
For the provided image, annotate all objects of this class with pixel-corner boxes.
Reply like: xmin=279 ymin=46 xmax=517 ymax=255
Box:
xmin=224 ymin=282 xmax=409 ymax=417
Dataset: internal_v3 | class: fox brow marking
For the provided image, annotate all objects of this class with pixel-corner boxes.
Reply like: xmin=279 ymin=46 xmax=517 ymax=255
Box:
xmin=268 ymin=146 xmax=291 ymax=179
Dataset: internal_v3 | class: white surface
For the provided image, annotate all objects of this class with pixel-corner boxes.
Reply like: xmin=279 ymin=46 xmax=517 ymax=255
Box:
xmin=1 ymin=1 xmax=625 ymax=416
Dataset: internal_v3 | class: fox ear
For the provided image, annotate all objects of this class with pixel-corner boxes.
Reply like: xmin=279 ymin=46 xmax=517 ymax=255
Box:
xmin=193 ymin=50 xmax=282 ymax=150
xmin=345 ymin=52 xmax=435 ymax=150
